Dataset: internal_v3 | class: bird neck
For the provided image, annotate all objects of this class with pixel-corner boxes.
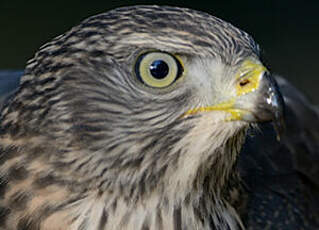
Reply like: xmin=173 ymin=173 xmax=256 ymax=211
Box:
xmin=0 ymin=120 xmax=246 ymax=230
xmin=69 ymin=127 xmax=246 ymax=230
xmin=157 ymin=122 xmax=247 ymax=202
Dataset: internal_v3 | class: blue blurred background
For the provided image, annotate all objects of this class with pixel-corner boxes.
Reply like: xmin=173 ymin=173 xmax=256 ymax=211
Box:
xmin=1 ymin=0 xmax=318 ymax=103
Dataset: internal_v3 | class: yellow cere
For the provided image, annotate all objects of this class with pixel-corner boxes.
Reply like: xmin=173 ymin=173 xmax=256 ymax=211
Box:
xmin=182 ymin=59 xmax=267 ymax=121
xmin=236 ymin=59 xmax=267 ymax=96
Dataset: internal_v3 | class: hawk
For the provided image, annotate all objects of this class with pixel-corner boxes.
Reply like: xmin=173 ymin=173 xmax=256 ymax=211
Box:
xmin=0 ymin=5 xmax=318 ymax=230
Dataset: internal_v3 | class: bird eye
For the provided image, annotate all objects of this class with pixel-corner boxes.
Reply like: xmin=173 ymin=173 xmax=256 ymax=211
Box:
xmin=135 ymin=52 xmax=184 ymax=88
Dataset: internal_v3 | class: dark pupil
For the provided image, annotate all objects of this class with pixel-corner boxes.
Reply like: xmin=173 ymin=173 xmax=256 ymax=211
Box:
xmin=149 ymin=60 xmax=169 ymax=79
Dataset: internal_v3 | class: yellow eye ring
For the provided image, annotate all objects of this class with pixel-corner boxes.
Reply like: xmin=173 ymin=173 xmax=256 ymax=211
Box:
xmin=135 ymin=52 xmax=184 ymax=88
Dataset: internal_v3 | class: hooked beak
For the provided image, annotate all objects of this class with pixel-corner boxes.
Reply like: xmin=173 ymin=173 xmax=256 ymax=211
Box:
xmin=184 ymin=59 xmax=285 ymax=140
xmin=239 ymin=71 xmax=285 ymax=140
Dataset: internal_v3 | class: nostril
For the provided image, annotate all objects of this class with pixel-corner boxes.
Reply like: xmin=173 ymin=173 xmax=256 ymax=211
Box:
xmin=239 ymin=79 xmax=250 ymax=87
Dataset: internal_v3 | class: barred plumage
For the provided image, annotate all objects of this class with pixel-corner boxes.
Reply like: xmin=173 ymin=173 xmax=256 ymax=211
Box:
xmin=0 ymin=5 xmax=316 ymax=230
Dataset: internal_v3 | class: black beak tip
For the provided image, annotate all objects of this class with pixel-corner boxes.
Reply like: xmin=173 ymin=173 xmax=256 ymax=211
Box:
xmin=272 ymin=111 xmax=286 ymax=141
xmin=265 ymin=73 xmax=286 ymax=141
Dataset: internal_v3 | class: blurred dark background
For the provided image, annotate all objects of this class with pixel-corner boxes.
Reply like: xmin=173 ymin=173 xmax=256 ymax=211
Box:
xmin=0 ymin=0 xmax=318 ymax=103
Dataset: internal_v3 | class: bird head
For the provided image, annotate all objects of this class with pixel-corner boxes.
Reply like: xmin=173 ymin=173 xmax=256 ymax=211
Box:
xmin=2 ymin=5 xmax=284 ymax=201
